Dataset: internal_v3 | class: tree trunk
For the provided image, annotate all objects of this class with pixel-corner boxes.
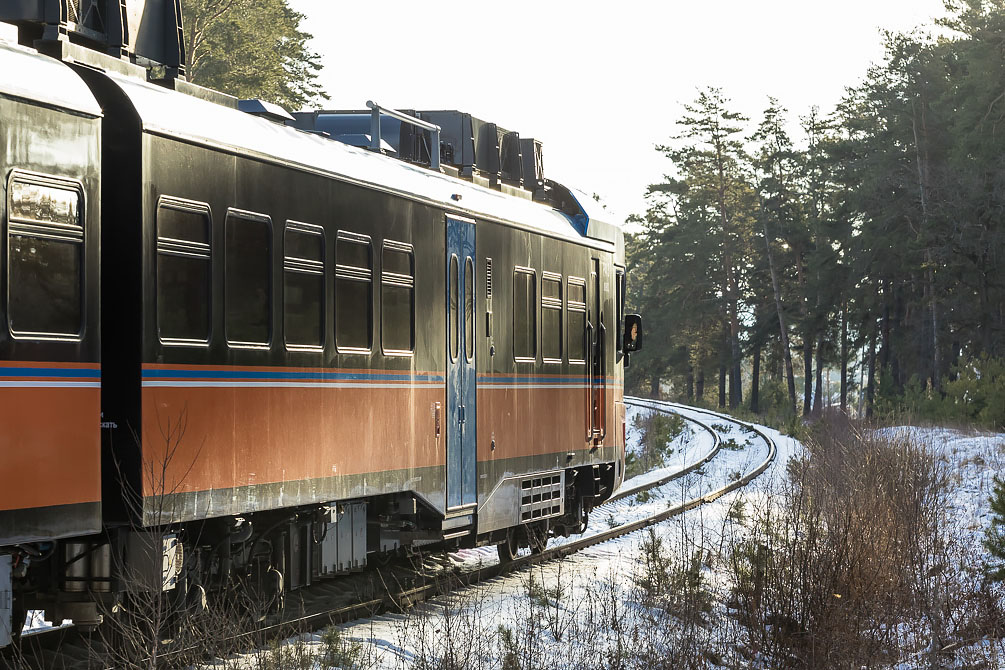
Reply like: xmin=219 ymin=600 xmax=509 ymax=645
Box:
xmin=928 ymin=260 xmax=940 ymax=393
xmin=814 ymin=333 xmax=824 ymax=414
xmin=763 ymin=219 xmax=797 ymax=414
xmin=696 ymin=368 xmax=705 ymax=401
xmin=881 ymin=280 xmax=891 ymax=371
xmin=751 ymin=340 xmax=761 ymax=414
xmin=803 ymin=333 xmax=813 ymax=416
xmin=911 ymin=98 xmax=940 ymax=394
xmin=867 ymin=321 xmax=877 ymax=418
xmin=686 ymin=367 xmax=695 ymax=401
xmin=732 ymin=353 xmax=743 ymax=408
xmin=840 ymin=303 xmax=848 ymax=413
xmin=718 ymin=363 xmax=726 ymax=409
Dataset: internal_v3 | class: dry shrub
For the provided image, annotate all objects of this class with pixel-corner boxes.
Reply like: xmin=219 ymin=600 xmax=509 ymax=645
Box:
xmin=729 ymin=416 xmax=965 ymax=668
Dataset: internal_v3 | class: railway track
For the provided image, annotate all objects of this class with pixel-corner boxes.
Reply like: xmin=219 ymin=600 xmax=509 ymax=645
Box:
xmin=4 ymin=398 xmax=776 ymax=669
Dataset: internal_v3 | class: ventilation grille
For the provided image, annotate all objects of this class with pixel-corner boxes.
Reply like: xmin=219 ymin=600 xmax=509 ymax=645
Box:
xmin=486 ymin=257 xmax=493 ymax=298
xmin=520 ymin=473 xmax=564 ymax=522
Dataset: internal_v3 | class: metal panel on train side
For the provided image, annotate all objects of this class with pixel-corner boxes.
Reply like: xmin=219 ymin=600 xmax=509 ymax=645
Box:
xmin=474 ymin=222 xmax=621 ymax=526
xmin=0 ymin=43 xmax=102 ymax=545
xmin=118 ymin=132 xmax=450 ymax=525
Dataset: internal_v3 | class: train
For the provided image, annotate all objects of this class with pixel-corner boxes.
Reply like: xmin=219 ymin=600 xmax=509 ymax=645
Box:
xmin=0 ymin=1 xmax=641 ymax=646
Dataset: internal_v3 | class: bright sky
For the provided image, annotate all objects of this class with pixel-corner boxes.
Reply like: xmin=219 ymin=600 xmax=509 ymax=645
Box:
xmin=289 ymin=0 xmax=948 ymax=223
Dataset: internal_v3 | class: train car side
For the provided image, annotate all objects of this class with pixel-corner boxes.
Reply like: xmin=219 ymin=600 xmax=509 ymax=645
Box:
xmin=0 ymin=40 xmax=103 ymax=644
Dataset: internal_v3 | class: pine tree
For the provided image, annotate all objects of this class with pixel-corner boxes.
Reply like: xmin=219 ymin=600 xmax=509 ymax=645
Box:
xmin=984 ymin=476 xmax=1005 ymax=581
xmin=182 ymin=0 xmax=328 ymax=110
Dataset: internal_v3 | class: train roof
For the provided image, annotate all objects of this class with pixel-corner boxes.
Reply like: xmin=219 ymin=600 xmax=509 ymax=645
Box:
xmin=103 ymin=71 xmax=620 ymax=252
xmin=0 ymin=39 xmax=101 ymax=117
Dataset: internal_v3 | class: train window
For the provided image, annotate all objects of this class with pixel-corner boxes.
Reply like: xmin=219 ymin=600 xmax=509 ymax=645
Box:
xmin=464 ymin=257 xmax=474 ymax=362
xmin=616 ymin=267 xmax=626 ymax=353
xmin=381 ymin=242 xmax=414 ymax=355
xmin=226 ymin=210 xmax=272 ymax=347
xmin=449 ymin=255 xmax=459 ymax=361
xmin=7 ymin=174 xmax=84 ymax=339
xmin=157 ymin=198 xmax=211 ymax=344
xmin=513 ymin=267 xmax=536 ymax=361
xmin=284 ymin=222 xmax=324 ymax=350
xmin=336 ymin=232 xmax=373 ymax=352
xmin=567 ymin=277 xmax=587 ymax=364
xmin=542 ymin=273 xmax=562 ymax=363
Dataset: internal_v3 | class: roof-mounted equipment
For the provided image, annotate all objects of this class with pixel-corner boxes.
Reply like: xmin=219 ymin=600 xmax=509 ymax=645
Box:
xmin=238 ymin=99 xmax=295 ymax=124
xmin=0 ymin=0 xmax=185 ymax=76
xmin=365 ymin=101 xmax=441 ymax=171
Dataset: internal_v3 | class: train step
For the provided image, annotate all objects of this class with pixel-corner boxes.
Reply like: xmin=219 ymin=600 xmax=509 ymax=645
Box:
xmin=441 ymin=511 xmax=475 ymax=540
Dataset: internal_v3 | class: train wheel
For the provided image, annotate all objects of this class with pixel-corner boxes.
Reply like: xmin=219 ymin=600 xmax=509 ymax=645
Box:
xmin=496 ymin=529 xmax=519 ymax=564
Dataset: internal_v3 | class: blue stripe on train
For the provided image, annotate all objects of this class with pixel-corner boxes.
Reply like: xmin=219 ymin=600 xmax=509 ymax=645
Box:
xmin=0 ymin=367 xmax=101 ymax=379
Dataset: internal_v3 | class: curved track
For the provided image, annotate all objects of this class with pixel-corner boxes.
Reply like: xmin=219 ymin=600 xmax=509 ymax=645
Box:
xmin=5 ymin=398 xmax=776 ymax=669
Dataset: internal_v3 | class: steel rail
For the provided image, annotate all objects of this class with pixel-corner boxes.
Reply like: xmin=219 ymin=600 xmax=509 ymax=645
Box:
xmin=607 ymin=405 xmax=720 ymax=503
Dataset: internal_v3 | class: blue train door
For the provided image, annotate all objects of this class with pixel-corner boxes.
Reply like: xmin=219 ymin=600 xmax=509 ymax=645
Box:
xmin=446 ymin=216 xmax=477 ymax=509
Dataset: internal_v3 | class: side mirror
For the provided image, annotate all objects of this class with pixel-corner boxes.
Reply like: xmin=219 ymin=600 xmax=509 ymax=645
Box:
xmin=624 ymin=314 xmax=643 ymax=353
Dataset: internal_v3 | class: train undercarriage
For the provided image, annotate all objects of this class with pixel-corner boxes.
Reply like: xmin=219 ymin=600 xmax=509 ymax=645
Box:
xmin=7 ymin=462 xmax=616 ymax=641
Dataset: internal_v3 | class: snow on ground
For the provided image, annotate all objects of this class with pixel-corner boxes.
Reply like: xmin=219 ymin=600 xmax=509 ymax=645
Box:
xmin=874 ymin=425 xmax=1005 ymax=539
xmin=158 ymin=409 xmax=1005 ymax=668
xmin=278 ymin=416 xmax=1002 ymax=669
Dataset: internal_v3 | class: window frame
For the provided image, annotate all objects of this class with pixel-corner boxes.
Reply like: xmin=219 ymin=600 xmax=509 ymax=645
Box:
xmin=541 ymin=271 xmax=563 ymax=364
xmin=335 ymin=230 xmax=374 ymax=355
xmin=567 ymin=276 xmax=587 ymax=365
xmin=448 ymin=253 xmax=459 ymax=363
xmin=380 ymin=239 xmax=415 ymax=357
xmin=155 ymin=196 xmax=213 ymax=347
xmin=224 ymin=208 xmax=273 ymax=350
xmin=283 ymin=220 xmax=326 ymax=352
xmin=6 ymin=170 xmax=86 ymax=342
xmin=512 ymin=266 xmax=537 ymax=363
xmin=464 ymin=256 xmax=475 ymax=363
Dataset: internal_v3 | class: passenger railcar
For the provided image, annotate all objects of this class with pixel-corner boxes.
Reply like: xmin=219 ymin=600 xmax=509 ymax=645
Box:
xmin=0 ymin=39 xmax=103 ymax=644
xmin=0 ymin=2 xmax=639 ymax=644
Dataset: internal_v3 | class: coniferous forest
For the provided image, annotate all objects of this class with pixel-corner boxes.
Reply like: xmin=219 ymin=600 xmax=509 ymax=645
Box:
xmin=626 ymin=1 xmax=1005 ymax=429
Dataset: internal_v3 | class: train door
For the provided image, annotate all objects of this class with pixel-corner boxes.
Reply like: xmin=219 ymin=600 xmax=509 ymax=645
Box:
xmin=588 ymin=257 xmax=607 ymax=442
xmin=445 ymin=216 xmax=477 ymax=509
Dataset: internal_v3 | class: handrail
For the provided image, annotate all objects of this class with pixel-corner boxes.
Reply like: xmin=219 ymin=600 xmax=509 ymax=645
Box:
xmin=366 ymin=100 xmax=441 ymax=170
xmin=585 ymin=321 xmax=594 ymax=441
xmin=597 ymin=322 xmax=607 ymax=441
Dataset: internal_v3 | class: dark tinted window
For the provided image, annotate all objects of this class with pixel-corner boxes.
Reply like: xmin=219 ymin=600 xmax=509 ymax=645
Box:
xmin=8 ymin=176 xmax=84 ymax=338
xmin=568 ymin=278 xmax=587 ymax=363
xmin=381 ymin=243 xmax=414 ymax=354
xmin=336 ymin=233 xmax=372 ymax=351
xmin=156 ymin=200 xmax=211 ymax=343
xmin=158 ymin=205 xmax=210 ymax=245
xmin=449 ymin=255 xmax=459 ymax=361
xmin=542 ymin=275 xmax=562 ymax=362
xmin=284 ymin=223 xmax=324 ymax=349
xmin=513 ymin=268 xmax=536 ymax=360
xmin=226 ymin=211 xmax=272 ymax=345
xmin=464 ymin=257 xmax=474 ymax=362
xmin=337 ymin=238 xmax=370 ymax=267
xmin=9 ymin=237 xmax=82 ymax=336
